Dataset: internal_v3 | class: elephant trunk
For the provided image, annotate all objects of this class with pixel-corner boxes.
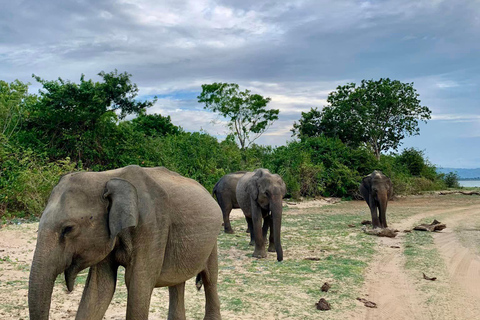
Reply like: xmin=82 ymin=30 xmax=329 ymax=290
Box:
xmin=378 ymin=192 xmax=389 ymax=228
xmin=271 ymin=197 xmax=283 ymax=262
xmin=28 ymin=233 xmax=63 ymax=320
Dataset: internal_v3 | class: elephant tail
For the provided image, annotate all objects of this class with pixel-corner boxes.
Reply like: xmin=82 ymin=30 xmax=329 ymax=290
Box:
xmin=195 ymin=273 xmax=203 ymax=291
xmin=212 ymin=181 xmax=219 ymax=199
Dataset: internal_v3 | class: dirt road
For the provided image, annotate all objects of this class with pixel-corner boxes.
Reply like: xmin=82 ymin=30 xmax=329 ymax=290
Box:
xmin=352 ymin=199 xmax=480 ymax=320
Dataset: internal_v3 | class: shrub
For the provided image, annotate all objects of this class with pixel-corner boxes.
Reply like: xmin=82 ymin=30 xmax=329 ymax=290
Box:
xmin=443 ymin=172 xmax=460 ymax=188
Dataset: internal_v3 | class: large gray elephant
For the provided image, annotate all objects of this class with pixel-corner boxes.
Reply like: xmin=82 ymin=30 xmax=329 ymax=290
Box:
xmin=212 ymin=171 xmax=247 ymax=234
xmin=28 ymin=165 xmax=222 ymax=320
xmin=359 ymin=170 xmax=393 ymax=229
xmin=236 ymin=169 xmax=286 ymax=262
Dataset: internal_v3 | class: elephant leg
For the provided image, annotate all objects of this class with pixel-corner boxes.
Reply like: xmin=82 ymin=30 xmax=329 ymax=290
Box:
xmin=76 ymin=258 xmax=118 ymax=320
xmin=246 ymin=217 xmax=254 ymax=246
xmin=251 ymin=204 xmax=267 ymax=258
xmin=199 ymin=244 xmax=222 ymax=320
xmin=218 ymin=195 xmax=234 ymax=234
xmin=168 ymin=282 xmax=186 ymax=320
xmin=369 ymin=196 xmax=380 ymax=228
xmin=262 ymin=215 xmax=275 ymax=252
xmin=125 ymin=266 xmax=155 ymax=320
xmin=268 ymin=216 xmax=275 ymax=252
xmin=223 ymin=205 xmax=234 ymax=234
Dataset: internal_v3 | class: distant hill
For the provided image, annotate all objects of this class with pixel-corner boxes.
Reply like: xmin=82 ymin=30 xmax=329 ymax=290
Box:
xmin=437 ymin=168 xmax=480 ymax=180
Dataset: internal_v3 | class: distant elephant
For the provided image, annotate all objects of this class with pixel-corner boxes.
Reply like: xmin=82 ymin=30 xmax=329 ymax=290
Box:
xmin=236 ymin=169 xmax=286 ymax=262
xmin=28 ymin=165 xmax=222 ymax=320
xmin=212 ymin=171 xmax=247 ymax=234
xmin=359 ymin=170 xmax=393 ymax=229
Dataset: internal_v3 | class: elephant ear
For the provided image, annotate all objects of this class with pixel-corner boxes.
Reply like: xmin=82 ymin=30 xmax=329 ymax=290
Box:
xmin=247 ymin=170 xmax=264 ymax=200
xmin=103 ymin=178 xmax=139 ymax=239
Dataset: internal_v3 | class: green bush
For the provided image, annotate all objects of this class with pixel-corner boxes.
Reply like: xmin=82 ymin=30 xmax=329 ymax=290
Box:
xmin=443 ymin=172 xmax=460 ymax=188
xmin=0 ymin=137 xmax=77 ymax=219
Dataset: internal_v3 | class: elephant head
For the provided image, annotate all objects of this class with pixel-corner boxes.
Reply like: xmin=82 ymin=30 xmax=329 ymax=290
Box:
xmin=359 ymin=170 xmax=393 ymax=228
xmin=29 ymin=173 xmax=138 ymax=320
xmin=247 ymin=169 xmax=286 ymax=261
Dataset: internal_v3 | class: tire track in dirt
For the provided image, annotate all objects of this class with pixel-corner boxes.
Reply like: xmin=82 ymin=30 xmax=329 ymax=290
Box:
xmin=352 ymin=204 xmax=480 ymax=320
xmin=433 ymin=208 xmax=480 ymax=319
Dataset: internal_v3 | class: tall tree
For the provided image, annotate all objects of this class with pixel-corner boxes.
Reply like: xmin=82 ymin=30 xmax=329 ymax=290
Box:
xmin=292 ymin=78 xmax=431 ymax=159
xmin=20 ymin=70 xmax=156 ymax=164
xmin=198 ymin=83 xmax=279 ymax=150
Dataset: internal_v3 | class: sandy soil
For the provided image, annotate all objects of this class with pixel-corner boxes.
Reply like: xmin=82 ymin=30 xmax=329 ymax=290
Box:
xmin=2 ymin=195 xmax=480 ymax=319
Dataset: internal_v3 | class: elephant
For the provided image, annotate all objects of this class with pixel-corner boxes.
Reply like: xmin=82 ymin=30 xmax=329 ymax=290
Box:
xmin=236 ymin=169 xmax=286 ymax=262
xmin=212 ymin=171 xmax=247 ymax=234
xmin=359 ymin=170 xmax=393 ymax=229
xmin=28 ymin=165 xmax=223 ymax=320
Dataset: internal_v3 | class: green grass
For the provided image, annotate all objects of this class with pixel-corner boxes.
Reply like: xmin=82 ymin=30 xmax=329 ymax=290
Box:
xmin=216 ymin=204 xmax=377 ymax=318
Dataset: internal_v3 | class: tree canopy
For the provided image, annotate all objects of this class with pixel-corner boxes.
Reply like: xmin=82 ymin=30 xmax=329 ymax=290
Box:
xmin=292 ymin=78 xmax=431 ymax=159
xmin=197 ymin=82 xmax=279 ymax=150
xmin=19 ymin=70 xmax=156 ymax=164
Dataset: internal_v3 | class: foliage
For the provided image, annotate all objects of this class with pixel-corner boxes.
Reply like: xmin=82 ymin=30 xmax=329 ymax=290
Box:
xmin=397 ymin=148 xmax=426 ymax=176
xmin=292 ymin=78 xmax=432 ymax=159
xmin=130 ymin=113 xmax=182 ymax=137
xmin=0 ymin=80 xmax=36 ymax=139
xmin=443 ymin=172 xmax=460 ymax=188
xmin=291 ymin=107 xmax=323 ymax=139
xmin=18 ymin=70 xmax=156 ymax=165
xmin=198 ymin=83 xmax=279 ymax=150
xmin=0 ymin=136 xmax=77 ymax=219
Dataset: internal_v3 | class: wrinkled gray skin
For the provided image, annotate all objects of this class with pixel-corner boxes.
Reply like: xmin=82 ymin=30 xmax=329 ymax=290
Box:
xmin=236 ymin=169 xmax=286 ymax=262
xmin=28 ymin=165 xmax=222 ymax=320
xmin=212 ymin=171 xmax=247 ymax=234
xmin=359 ymin=170 xmax=393 ymax=229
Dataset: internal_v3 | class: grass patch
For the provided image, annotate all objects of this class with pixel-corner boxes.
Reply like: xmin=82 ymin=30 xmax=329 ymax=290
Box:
xmin=216 ymin=205 xmax=377 ymax=318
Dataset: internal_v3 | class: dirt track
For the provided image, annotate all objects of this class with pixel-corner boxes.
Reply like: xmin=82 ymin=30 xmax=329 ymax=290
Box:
xmin=351 ymin=200 xmax=480 ymax=320
xmin=1 ymin=194 xmax=480 ymax=319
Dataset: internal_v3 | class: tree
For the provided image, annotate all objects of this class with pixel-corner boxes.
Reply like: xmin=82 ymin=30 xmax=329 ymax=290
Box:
xmin=291 ymin=107 xmax=324 ymax=139
xmin=292 ymin=78 xmax=431 ymax=159
xmin=0 ymin=80 xmax=36 ymax=139
xmin=19 ymin=70 xmax=156 ymax=165
xmin=130 ymin=113 xmax=182 ymax=137
xmin=198 ymin=83 xmax=279 ymax=150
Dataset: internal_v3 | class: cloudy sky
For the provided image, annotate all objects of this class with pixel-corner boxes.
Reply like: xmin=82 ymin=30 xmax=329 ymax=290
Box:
xmin=1 ymin=0 xmax=479 ymax=168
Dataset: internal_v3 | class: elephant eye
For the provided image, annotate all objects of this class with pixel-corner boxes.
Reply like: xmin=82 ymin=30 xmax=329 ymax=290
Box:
xmin=61 ymin=226 xmax=74 ymax=237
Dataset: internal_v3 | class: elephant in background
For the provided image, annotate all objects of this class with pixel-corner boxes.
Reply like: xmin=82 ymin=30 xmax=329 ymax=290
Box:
xmin=28 ymin=165 xmax=222 ymax=320
xmin=359 ymin=170 xmax=393 ymax=229
xmin=212 ymin=171 xmax=247 ymax=233
xmin=236 ymin=169 xmax=286 ymax=262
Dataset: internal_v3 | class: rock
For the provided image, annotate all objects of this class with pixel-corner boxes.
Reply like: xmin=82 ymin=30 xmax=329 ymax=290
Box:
xmin=316 ymin=298 xmax=331 ymax=310
xmin=414 ymin=220 xmax=446 ymax=232
xmin=423 ymin=272 xmax=437 ymax=281
xmin=357 ymin=297 xmax=377 ymax=308
xmin=321 ymin=282 xmax=331 ymax=292
xmin=304 ymin=257 xmax=321 ymax=261
xmin=363 ymin=228 xmax=398 ymax=238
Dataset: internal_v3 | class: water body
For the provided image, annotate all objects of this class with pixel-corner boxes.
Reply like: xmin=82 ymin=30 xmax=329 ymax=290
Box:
xmin=459 ymin=180 xmax=480 ymax=187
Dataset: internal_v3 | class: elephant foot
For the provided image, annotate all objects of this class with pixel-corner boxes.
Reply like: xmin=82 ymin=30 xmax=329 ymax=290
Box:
xmin=246 ymin=228 xmax=250 ymax=233
xmin=268 ymin=244 xmax=275 ymax=252
xmin=253 ymin=249 xmax=267 ymax=259
xmin=249 ymin=240 xmax=255 ymax=246
xmin=224 ymin=228 xmax=234 ymax=234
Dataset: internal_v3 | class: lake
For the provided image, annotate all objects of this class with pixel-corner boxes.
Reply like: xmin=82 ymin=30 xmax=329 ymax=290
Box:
xmin=459 ymin=180 xmax=480 ymax=187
